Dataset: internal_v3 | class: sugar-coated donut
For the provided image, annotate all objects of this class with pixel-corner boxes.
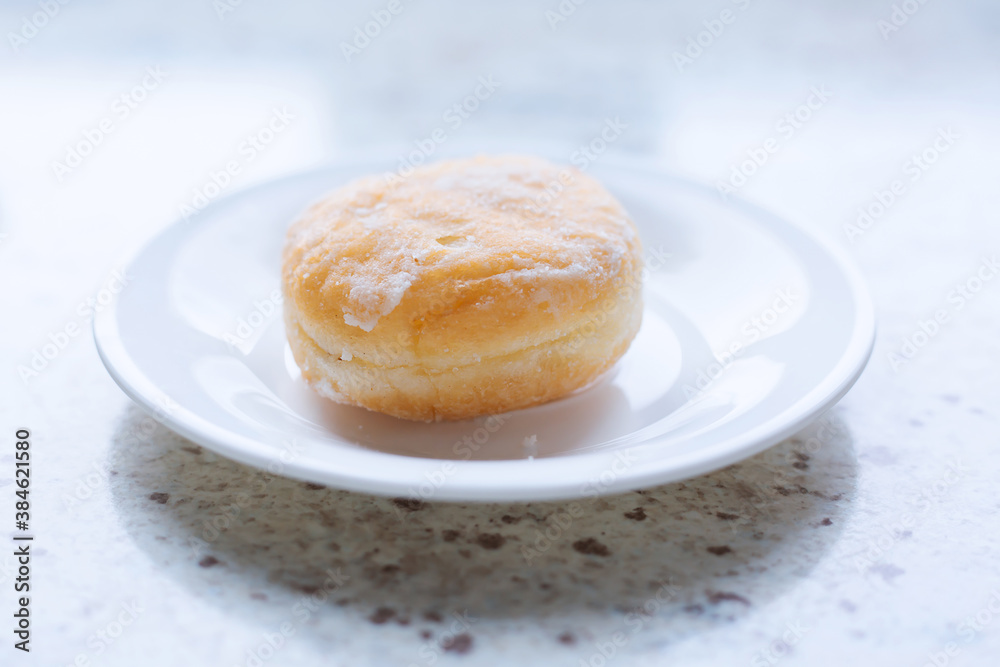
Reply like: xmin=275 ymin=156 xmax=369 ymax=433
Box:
xmin=281 ymin=155 xmax=643 ymax=422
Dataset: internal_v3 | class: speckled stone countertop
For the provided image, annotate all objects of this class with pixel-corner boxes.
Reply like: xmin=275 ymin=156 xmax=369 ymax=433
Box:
xmin=2 ymin=2 xmax=1000 ymax=665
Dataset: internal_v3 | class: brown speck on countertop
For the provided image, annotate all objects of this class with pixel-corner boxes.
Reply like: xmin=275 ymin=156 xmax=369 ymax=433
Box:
xmin=423 ymin=610 xmax=443 ymax=623
xmin=303 ymin=482 xmax=326 ymax=490
xmin=557 ymin=632 xmax=576 ymax=645
xmin=441 ymin=529 xmax=460 ymax=542
xmin=707 ymin=591 xmax=750 ymax=606
xmin=370 ymin=607 xmax=396 ymax=624
xmin=707 ymin=546 xmax=733 ymax=556
xmin=149 ymin=492 xmax=170 ymax=504
xmin=198 ymin=556 xmax=221 ymax=568
xmin=501 ymin=514 xmax=520 ymax=524
xmin=820 ymin=518 xmax=833 ymax=526
xmin=420 ymin=630 xmax=432 ymax=640
xmin=476 ymin=533 xmax=506 ymax=549
xmin=624 ymin=507 xmax=647 ymax=521
xmin=442 ymin=633 xmax=473 ymax=654
xmin=573 ymin=538 xmax=610 ymax=557
xmin=715 ymin=512 xmax=740 ymax=521
xmin=392 ymin=498 xmax=424 ymax=512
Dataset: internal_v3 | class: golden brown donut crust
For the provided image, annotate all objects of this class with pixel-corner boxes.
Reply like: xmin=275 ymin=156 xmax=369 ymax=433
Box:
xmin=282 ymin=155 xmax=643 ymax=421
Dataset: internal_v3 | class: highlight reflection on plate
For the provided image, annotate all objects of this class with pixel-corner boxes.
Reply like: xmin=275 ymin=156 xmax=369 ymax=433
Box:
xmin=94 ymin=157 xmax=874 ymax=501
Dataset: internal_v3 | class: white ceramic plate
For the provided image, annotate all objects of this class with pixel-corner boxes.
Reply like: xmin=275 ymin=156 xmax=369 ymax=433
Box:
xmin=94 ymin=157 xmax=874 ymax=502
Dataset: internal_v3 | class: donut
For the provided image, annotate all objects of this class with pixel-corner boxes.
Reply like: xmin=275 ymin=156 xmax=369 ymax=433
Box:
xmin=281 ymin=155 xmax=644 ymax=422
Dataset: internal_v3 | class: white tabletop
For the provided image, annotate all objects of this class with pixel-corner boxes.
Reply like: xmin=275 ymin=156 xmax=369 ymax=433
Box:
xmin=1 ymin=1 xmax=999 ymax=665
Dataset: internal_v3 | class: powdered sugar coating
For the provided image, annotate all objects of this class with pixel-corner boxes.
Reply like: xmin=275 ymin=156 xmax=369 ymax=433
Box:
xmin=283 ymin=155 xmax=639 ymax=336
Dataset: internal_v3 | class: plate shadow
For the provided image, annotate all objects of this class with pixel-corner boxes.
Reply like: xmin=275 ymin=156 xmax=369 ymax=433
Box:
xmin=108 ymin=404 xmax=858 ymax=660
